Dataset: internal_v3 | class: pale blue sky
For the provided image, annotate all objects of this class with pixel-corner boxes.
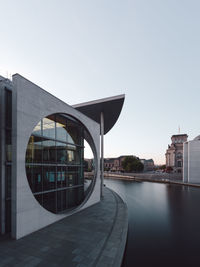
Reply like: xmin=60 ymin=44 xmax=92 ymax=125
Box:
xmin=1 ymin=0 xmax=200 ymax=164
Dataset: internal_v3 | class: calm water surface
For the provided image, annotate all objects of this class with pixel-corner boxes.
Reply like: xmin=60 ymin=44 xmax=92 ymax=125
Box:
xmin=105 ymin=179 xmax=200 ymax=267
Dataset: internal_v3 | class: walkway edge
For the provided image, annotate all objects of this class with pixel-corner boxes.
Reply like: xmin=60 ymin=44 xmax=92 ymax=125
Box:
xmin=96 ymin=188 xmax=128 ymax=267
xmin=112 ymin=189 xmax=129 ymax=267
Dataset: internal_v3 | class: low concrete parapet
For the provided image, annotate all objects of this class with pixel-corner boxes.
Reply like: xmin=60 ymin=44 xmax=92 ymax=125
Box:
xmin=105 ymin=172 xmax=200 ymax=188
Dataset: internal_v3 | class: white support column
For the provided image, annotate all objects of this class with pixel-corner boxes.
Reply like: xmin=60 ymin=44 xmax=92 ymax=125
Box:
xmin=100 ymin=112 xmax=104 ymax=199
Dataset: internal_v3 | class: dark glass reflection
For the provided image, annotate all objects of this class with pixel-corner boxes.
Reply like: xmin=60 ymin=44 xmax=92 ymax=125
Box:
xmin=43 ymin=140 xmax=56 ymax=163
xmin=6 ymin=129 xmax=12 ymax=162
xmin=26 ymin=114 xmax=86 ymax=213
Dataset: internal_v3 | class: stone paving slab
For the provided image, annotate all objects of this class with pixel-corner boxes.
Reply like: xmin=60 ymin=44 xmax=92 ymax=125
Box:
xmin=0 ymin=187 xmax=128 ymax=267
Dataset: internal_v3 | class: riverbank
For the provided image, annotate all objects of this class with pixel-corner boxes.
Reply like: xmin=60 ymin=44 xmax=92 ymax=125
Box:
xmin=104 ymin=172 xmax=200 ymax=188
xmin=0 ymin=188 xmax=128 ymax=267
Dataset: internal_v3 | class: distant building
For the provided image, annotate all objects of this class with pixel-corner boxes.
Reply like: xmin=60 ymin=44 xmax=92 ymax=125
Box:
xmin=84 ymin=158 xmax=94 ymax=171
xmin=183 ymin=135 xmax=200 ymax=183
xmin=104 ymin=155 xmax=132 ymax=172
xmin=140 ymin=159 xmax=154 ymax=171
xmin=104 ymin=158 xmax=115 ymax=170
xmin=165 ymin=134 xmax=188 ymax=173
xmin=105 ymin=156 xmax=154 ymax=172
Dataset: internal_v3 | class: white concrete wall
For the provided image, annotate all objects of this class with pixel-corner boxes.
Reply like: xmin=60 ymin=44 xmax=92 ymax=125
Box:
xmin=183 ymin=142 xmax=188 ymax=183
xmin=12 ymin=74 xmax=100 ymax=239
xmin=188 ymin=140 xmax=200 ymax=184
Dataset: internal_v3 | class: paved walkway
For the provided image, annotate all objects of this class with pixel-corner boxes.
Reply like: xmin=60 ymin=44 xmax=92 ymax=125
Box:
xmin=0 ymin=187 xmax=128 ymax=267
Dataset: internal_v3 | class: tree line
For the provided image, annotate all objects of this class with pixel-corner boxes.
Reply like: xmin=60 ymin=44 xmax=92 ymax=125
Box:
xmin=122 ymin=156 xmax=144 ymax=172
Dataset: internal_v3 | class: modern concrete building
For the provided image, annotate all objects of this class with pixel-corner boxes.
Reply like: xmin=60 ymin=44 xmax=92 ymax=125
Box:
xmin=165 ymin=134 xmax=188 ymax=173
xmin=183 ymin=135 xmax=200 ymax=184
xmin=0 ymin=74 xmax=124 ymax=239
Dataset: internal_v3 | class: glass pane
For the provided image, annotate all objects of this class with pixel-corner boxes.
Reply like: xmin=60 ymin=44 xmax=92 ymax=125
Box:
xmin=57 ymin=166 xmax=65 ymax=188
xmin=6 ymin=130 xmax=12 ymax=162
xmin=67 ymin=187 xmax=83 ymax=208
xmin=34 ymin=140 xmax=43 ymax=163
xmin=63 ymin=167 xmax=68 ymax=187
xmin=27 ymin=165 xmax=43 ymax=193
xmin=33 ymin=166 xmax=43 ymax=193
xmin=67 ymin=150 xmax=75 ymax=164
xmin=68 ymin=166 xmax=79 ymax=186
xmin=56 ymin=142 xmax=67 ymax=163
xmin=26 ymin=165 xmax=33 ymax=191
xmin=77 ymin=166 xmax=84 ymax=185
xmin=67 ymin=146 xmax=82 ymax=165
xmin=43 ymin=140 xmax=56 ymax=163
xmin=43 ymin=117 xmax=55 ymax=139
xmin=77 ymin=187 xmax=84 ymax=204
xmin=26 ymin=136 xmax=43 ymax=163
xmin=43 ymin=192 xmax=56 ymax=213
xmin=67 ymin=188 xmax=77 ymax=208
xmin=5 ymin=89 xmax=12 ymax=128
xmin=33 ymin=120 xmax=42 ymax=136
xmin=56 ymin=115 xmax=68 ymax=142
xmin=67 ymin=120 xmax=81 ymax=145
xmin=43 ymin=166 xmax=56 ymax=191
xmin=68 ymin=173 xmax=76 ymax=187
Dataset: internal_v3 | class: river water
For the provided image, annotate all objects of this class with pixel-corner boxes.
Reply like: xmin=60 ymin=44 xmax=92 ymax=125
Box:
xmin=105 ymin=178 xmax=200 ymax=267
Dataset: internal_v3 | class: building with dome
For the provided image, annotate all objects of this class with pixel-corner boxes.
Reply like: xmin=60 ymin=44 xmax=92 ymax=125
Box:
xmin=165 ymin=134 xmax=188 ymax=173
xmin=183 ymin=135 xmax=200 ymax=184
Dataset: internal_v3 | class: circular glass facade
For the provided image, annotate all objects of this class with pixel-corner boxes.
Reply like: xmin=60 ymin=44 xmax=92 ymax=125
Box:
xmin=26 ymin=113 xmax=95 ymax=213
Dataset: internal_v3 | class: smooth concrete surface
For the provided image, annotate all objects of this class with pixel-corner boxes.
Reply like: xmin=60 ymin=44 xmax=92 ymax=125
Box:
xmin=183 ymin=139 xmax=200 ymax=184
xmin=12 ymin=74 xmax=100 ymax=239
xmin=0 ymin=187 xmax=128 ymax=267
xmin=183 ymin=142 xmax=188 ymax=183
xmin=188 ymin=140 xmax=200 ymax=183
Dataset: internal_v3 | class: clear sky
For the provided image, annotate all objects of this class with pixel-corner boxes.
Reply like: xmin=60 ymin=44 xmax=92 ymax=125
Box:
xmin=1 ymin=0 xmax=200 ymax=164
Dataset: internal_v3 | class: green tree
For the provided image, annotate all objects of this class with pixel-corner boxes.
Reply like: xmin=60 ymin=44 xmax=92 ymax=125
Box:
xmin=134 ymin=161 xmax=144 ymax=172
xmin=159 ymin=164 xmax=166 ymax=170
xmin=122 ymin=156 xmax=144 ymax=172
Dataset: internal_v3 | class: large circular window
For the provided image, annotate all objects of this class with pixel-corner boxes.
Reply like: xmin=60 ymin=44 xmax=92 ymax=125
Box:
xmin=26 ymin=113 xmax=96 ymax=213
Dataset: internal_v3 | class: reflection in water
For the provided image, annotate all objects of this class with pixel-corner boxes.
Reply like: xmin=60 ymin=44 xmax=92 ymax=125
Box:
xmin=105 ymin=179 xmax=200 ymax=267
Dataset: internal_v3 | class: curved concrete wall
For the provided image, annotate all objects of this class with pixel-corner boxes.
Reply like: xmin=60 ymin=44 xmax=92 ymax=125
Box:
xmin=12 ymin=74 xmax=100 ymax=239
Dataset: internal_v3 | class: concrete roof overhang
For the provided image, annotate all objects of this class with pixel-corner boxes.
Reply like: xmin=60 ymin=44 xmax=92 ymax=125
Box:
xmin=73 ymin=94 xmax=125 ymax=135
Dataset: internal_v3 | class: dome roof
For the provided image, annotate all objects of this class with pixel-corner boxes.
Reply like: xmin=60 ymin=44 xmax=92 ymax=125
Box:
xmin=193 ymin=135 xmax=200 ymax=141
